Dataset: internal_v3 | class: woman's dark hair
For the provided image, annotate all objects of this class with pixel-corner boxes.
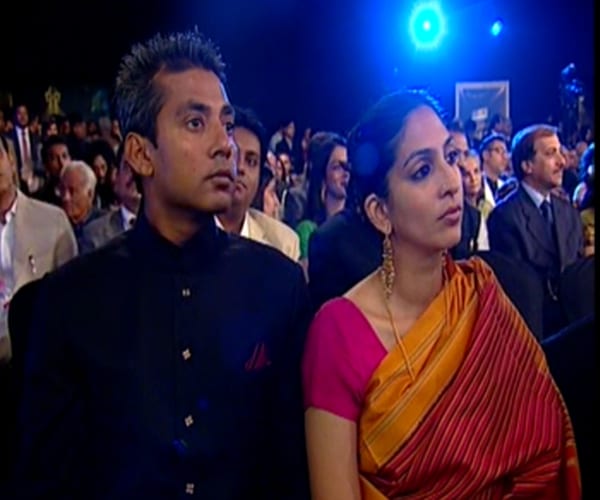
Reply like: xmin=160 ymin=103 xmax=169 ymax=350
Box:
xmin=347 ymin=88 xmax=446 ymax=214
xmin=252 ymin=166 xmax=275 ymax=211
xmin=304 ymin=131 xmax=347 ymax=225
xmin=86 ymin=139 xmax=117 ymax=181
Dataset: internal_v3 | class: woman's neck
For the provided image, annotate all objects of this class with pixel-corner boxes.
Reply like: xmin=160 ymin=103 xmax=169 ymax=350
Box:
xmin=389 ymin=244 xmax=444 ymax=313
xmin=324 ymin=191 xmax=345 ymax=219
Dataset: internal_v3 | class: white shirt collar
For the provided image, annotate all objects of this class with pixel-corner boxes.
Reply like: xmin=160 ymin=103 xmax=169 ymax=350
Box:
xmin=1 ymin=195 xmax=18 ymax=226
xmin=521 ymin=181 xmax=551 ymax=209
xmin=214 ymin=212 xmax=249 ymax=238
xmin=120 ymin=205 xmax=136 ymax=230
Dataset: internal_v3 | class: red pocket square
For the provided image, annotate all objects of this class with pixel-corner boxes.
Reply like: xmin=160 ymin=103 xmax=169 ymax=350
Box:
xmin=244 ymin=343 xmax=272 ymax=371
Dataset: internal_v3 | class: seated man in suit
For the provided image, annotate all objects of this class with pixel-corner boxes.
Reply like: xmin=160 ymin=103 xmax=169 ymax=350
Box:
xmin=10 ymin=30 xmax=310 ymax=499
xmin=488 ymin=124 xmax=584 ymax=336
xmin=0 ymin=135 xmax=76 ymax=489
xmin=216 ymin=107 xmax=300 ymax=261
xmin=79 ymin=146 xmax=141 ymax=254
xmin=0 ymin=135 xmax=77 ymax=364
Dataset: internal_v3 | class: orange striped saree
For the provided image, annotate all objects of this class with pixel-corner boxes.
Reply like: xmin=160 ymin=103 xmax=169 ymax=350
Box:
xmin=359 ymin=258 xmax=580 ymax=499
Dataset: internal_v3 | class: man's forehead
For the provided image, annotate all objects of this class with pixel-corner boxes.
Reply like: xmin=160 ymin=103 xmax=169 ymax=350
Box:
xmin=157 ymin=68 xmax=230 ymax=110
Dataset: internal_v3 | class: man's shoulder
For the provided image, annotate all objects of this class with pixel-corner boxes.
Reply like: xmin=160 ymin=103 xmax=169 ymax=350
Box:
xmin=19 ymin=193 xmax=70 ymax=225
xmin=225 ymin=228 xmax=301 ymax=276
xmin=82 ymin=210 xmax=118 ymax=234
xmin=44 ymin=232 xmax=131 ymax=287
xmin=248 ymin=208 xmax=299 ymax=244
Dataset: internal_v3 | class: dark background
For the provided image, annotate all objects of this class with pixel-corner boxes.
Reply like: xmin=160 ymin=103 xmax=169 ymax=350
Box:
xmin=3 ymin=0 xmax=594 ymax=134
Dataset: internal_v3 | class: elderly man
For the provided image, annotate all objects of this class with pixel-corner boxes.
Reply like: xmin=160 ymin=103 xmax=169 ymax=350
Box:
xmin=59 ymin=160 xmax=105 ymax=248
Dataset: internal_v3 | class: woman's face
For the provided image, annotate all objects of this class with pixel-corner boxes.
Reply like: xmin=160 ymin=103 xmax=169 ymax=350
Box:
xmin=370 ymin=106 xmax=463 ymax=253
xmin=324 ymin=145 xmax=350 ymax=200
xmin=92 ymin=154 xmax=109 ymax=181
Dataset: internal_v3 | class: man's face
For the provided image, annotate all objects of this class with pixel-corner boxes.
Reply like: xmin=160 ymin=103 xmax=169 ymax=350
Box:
xmin=483 ymin=139 xmax=509 ymax=177
xmin=59 ymin=168 xmax=94 ymax=224
xmin=524 ymin=134 xmax=565 ymax=191
xmin=46 ymin=144 xmax=71 ymax=179
xmin=15 ymin=106 xmax=29 ymax=128
xmin=276 ymin=153 xmax=292 ymax=177
xmin=231 ymin=126 xmax=261 ymax=210
xmin=137 ymin=67 xmax=236 ymax=215
xmin=73 ymin=122 xmax=87 ymax=140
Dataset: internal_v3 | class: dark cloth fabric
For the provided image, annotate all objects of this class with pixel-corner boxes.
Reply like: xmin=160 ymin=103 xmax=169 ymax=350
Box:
xmin=9 ymin=213 xmax=311 ymax=499
xmin=450 ymin=202 xmax=482 ymax=260
xmin=562 ymin=169 xmax=579 ymax=200
xmin=475 ymin=250 xmax=545 ymax=340
xmin=542 ymin=314 xmax=596 ymax=499
xmin=32 ymin=179 xmax=62 ymax=207
xmin=558 ymin=255 xmax=595 ymax=325
xmin=308 ymin=209 xmax=381 ymax=310
xmin=309 ymin=207 xmax=488 ymax=310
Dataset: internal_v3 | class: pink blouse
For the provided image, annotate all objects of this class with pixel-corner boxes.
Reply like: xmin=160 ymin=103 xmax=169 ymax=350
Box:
xmin=302 ymin=297 xmax=387 ymax=421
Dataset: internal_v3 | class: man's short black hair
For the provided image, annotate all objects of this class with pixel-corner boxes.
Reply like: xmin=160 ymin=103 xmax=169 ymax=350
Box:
xmin=114 ymin=28 xmax=226 ymax=146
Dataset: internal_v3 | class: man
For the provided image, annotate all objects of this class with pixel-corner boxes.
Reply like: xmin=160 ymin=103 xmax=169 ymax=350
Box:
xmin=8 ymin=105 xmax=44 ymax=194
xmin=79 ymin=146 xmax=141 ymax=254
xmin=34 ymin=135 xmax=71 ymax=207
xmin=488 ymin=124 xmax=584 ymax=336
xmin=11 ymin=30 xmax=310 ymax=499
xmin=479 ymin=133 xmax=515 ymax=205
xmin=216 ymin=107 xmax=299 ymax=261
xmin=0 ymin=135 xmax=77 ymax=362
xmin=59 ymin=160 xmax=105 ymax=247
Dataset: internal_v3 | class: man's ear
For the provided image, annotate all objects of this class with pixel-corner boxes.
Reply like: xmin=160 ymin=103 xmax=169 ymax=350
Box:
xmin=124 ymin=133 xmax=155 ymax=180
xmin=363 ymin=193 xmax=391 ymax=236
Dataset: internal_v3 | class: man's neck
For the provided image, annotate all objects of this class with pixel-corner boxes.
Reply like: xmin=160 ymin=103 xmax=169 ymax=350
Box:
xmin=0 ymin=188 xmax=17 ymax=222
xmin=484 ymin=166 xmax=499 ymax=183
xmin=522 ymin=178 xmax=551 ymax=199
xmin=217 ymin=204 xmax=246 ymax=235
xmin=143 ymin=201 xmax=213 ymax=246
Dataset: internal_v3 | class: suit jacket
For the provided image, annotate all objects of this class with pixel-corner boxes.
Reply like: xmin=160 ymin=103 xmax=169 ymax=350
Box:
xmin=79 ymin=210 xmax=126 ymax=254
xmin=0 ymin=191 xmax=78 ymax=363
xmin=246 ymin=208 xmax=300 ymax=261
xmin=8 ymin=129 xmax=43 ymax=177
xmin=9 ymin=214 xmax=311 ymax=499
xmin=488 ymin=185 xmax=584 ymax=282
xmin=12 ymin=191 xmax=77 ymax=291
xmin=308 ymin=209 xmax=381 ymax=309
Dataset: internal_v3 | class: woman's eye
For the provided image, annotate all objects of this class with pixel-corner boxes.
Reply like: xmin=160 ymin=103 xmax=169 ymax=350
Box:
xmin=446 ymin=150 xmax=460 ymax=165
xmin=411 ymin=164 xmax=431 ymax=181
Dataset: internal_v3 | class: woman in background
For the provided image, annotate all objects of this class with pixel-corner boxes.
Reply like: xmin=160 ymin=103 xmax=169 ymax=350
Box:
xmin=296 ymin=132 xmax=350 ymax=271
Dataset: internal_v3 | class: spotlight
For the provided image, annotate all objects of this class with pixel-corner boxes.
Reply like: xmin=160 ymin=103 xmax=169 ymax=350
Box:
xmin=490 ymin=20 xmax=503 ymax=37
xmin=409 ymin=2 xmax=446 ymax=50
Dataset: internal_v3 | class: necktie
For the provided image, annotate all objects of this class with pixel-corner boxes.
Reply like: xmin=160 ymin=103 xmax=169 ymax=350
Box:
xmin=540 ymin=200 xmax=553 ymax=226
xmin=21 ymin=129 xmax=30 ymax=163
xmin=129 ymin=217 xmax=136 ymax=229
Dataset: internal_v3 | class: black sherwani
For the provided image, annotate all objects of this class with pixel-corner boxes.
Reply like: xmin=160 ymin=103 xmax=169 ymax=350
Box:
xmin=10 ymin=214 xmax=311 ymax=499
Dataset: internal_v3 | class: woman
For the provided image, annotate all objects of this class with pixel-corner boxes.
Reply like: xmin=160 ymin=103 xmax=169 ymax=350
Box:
xmin=86 ymin=139 xmax=118 ymax=209
xmin=296 ymin=132 xmax=350 ymax=268
xmin=302 ymin=89 xmax=580 ymax=499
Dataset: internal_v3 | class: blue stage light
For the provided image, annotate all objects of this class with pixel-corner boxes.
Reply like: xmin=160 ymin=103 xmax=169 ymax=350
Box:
xmin=409 ymin=2 xmax=447 ymax=50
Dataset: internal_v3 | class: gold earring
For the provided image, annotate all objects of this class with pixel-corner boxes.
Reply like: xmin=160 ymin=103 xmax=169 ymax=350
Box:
xmin=380 ymin=232 xmax=395 ymax=300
